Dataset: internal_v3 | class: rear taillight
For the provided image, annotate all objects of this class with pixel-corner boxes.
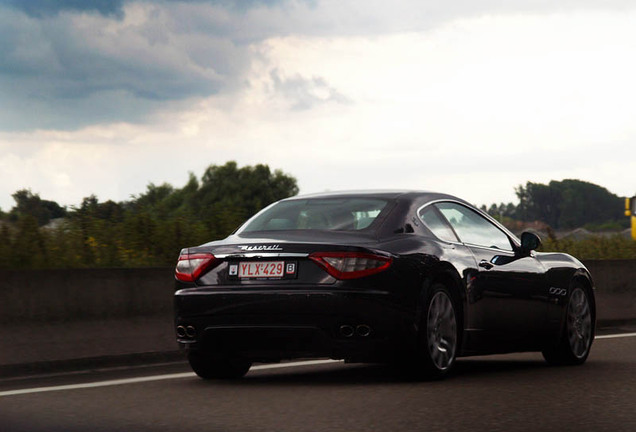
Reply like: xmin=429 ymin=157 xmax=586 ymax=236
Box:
xmin=175 ymin=253 xmax=218 ymax=282
xmin=309 ymin=252 xmax=392 ymax=280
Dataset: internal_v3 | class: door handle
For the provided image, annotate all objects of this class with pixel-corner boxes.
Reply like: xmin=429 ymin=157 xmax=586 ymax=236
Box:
xmin=479 ymin=259 xmax=494 ymax=270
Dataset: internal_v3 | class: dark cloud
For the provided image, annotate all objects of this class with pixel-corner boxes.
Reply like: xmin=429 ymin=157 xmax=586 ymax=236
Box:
xmin=0 ymin=0 xmax=302 ymax=130
xmin=0 ymin=86 xmax=164 ymax=130
xmin=0 ymin=2 xmax=252 ymax=130
xmin=1 ymin=0 xmax=126 ymax=17
xmin=0 ymin=0 xmax=290 ymax=18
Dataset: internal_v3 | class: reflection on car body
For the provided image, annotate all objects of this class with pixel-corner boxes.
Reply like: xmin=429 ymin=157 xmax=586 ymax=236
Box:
xmin=174 ymin=190 xmax=595 ymax=379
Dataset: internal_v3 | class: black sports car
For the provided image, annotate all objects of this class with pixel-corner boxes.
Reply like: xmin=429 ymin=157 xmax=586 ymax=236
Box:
xmin=174 ymin=191 xmax=595 ymax=379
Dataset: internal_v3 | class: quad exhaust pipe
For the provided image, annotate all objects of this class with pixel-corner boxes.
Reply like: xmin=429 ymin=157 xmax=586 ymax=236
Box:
xmin=176 ymin=325 xmax=196 ymax=339
xmin=339 ymin=324 xmax=372 ymax=338
xmin=356 ymin=324 xmax=372 ymax=337
xmin=339 ymin=325 xmax=355 ymax=338
xmin=176 ymin=325 xmax=186 ymax=338
xmin=186 ymin=326 xmax=196 ymax=338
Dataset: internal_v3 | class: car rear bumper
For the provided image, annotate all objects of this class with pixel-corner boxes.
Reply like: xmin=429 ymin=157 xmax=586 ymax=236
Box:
xmin=174 ymin=287 xmax=417 ymax=362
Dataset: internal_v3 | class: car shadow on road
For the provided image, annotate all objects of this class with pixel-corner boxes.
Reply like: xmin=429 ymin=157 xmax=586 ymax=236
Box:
xmin=194 ymin=356 xmax=557 ymax=387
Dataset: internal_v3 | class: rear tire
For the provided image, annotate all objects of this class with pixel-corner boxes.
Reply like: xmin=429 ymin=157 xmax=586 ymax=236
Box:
xmin=542 ymin=284 xmax=594 ymax=366
xmin=188 ymin=351 xmax=252 ymax=380
xmin=406 ymin=283 xmax=459 ymax=380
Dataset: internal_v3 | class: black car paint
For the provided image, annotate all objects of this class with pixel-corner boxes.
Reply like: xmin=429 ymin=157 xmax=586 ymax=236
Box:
xmin=174 ymin=191 xmax=595 ymax=363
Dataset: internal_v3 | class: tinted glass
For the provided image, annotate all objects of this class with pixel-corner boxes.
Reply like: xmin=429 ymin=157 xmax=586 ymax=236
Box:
xmin=436 ymin=202 xmax=513 ymax=251
xmin=419 ymin=206 xmax=459 ymax=242
xmin=240 ymin=198 xmax=389 ymax=232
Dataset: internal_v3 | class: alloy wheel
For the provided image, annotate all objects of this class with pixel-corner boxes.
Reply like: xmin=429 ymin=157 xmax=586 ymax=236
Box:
xmin=567 ymin=287 xmax=592 ymax=359
xmin=427 ymin=291 xmax=457 ymax=371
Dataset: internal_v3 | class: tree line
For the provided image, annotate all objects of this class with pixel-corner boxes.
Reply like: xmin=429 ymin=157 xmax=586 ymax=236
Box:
xmin=0 ymin=162 xmax=299 ymax=269
xmin=0 ymin=172 xmax=631 ymax=270
xmin=482 ymin=179 xmax=628 ymax=231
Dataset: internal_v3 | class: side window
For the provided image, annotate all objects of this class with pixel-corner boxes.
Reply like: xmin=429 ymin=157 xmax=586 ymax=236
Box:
xmin=435 ymin=202 xmax=513 ymax=251
xmin=418 ymin=206 xmax=459 ymax=242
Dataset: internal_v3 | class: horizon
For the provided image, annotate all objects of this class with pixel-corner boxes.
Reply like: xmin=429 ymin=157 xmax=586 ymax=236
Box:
xmin=0 ymin=170 xmax=627 ymax=218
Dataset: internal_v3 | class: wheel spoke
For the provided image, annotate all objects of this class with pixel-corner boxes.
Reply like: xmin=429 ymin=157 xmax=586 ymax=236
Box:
xmin=426 ymin=291 xmax=457 ymax=370
xmin=439 ymin=349 xmax=449 ymax=366
xmin=576 ymin=337 xmax=587 ymax=356
xmin=568 ymin=329 xmax=578 ymax=346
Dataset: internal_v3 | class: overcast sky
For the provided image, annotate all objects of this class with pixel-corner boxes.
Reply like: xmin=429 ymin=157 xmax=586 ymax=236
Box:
xmin=1 ymin=0 xmax=635 ymax=212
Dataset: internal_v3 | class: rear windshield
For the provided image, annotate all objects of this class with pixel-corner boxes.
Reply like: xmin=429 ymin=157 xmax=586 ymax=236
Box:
xmin=239 ymin=198 xmax=390 ymax=232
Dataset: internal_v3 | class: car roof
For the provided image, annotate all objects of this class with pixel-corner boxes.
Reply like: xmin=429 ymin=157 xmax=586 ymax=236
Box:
xmin=282 ymin=190 xmax=470 ymax=206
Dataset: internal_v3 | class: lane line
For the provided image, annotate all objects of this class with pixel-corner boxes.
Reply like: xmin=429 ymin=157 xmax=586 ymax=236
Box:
xmin=2 ymin=332 xmax=635 ymax=398
xmin=252 ymin=359 xmax=341 ymax=370
xmin=0 ymin=359 xmax=340 ymax=398
xmin=595 ymin=332 xmax=636 ymax=339
xmin=0 ymin=372 xmax=195 ymax=397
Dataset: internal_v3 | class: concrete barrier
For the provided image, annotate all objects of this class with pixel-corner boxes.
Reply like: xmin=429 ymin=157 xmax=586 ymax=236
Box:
xmin=0 ymin=268 xmax=178 ymax=375
xmin=0 ymin=261 xmax=634 ymax=375
xmin=582 ymin=260 xmax=636 ymax=325
xmin=0 ymin=268 xmax=174 ymax=323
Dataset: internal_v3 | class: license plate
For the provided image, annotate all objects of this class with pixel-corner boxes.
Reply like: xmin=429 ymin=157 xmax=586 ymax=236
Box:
xmin=238 ymin=261 xmax=285 ymax=278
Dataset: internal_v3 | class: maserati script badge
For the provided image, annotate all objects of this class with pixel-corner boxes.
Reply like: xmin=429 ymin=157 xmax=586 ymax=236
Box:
xmin=237 ymin=245 xmax=283 ymax=251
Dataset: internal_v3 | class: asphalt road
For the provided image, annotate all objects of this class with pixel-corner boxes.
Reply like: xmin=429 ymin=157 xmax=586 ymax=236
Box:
xmin=1 ymin=330 xmax=635 ymax=432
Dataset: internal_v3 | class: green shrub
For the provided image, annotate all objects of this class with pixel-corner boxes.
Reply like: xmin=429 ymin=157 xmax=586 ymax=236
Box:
xmin=539 ymin=235 xmax=636 ymax=260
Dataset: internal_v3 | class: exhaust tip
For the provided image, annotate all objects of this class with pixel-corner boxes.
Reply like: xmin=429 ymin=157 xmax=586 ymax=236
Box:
xmin=356 ymin=324 xmax=372 ymax=337
xmin=176 ymin=326 xmax=187 ymax=338
xmin=185 ymin=326 xmax=196 ymax=338
xmin=339 ymin=325 xmax=355 ymax=338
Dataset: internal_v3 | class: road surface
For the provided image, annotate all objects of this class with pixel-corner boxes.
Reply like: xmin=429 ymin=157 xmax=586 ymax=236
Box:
xmin=1 ymin=330 xmax=635 ymax=432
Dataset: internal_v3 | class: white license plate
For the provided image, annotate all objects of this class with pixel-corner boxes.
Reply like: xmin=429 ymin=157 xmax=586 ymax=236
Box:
xmin=238 ymin=261 xmax=285 ymax=278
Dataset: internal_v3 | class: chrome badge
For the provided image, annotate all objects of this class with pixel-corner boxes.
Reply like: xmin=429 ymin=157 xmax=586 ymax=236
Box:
xmin=237 ymin=245 xmax=283 ymax=251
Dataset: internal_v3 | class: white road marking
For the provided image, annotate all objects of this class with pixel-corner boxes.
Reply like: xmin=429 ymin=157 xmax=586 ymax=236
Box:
xmin=2 ymin=332 xmax=635 ymax=398
xmin=595 ymin=332 xmax=636 ymax=339
xmin=0 ymin=359 xmax=340 ymax=397
xmin=251 ymin=359 xmax=341 ymax=370
xmin=0 ymin=372 xmax=195 ymax=397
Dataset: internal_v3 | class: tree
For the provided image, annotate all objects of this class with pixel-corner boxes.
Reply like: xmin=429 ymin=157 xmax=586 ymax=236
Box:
xmin=194 ymin=161 xmax=299 ymax=238
xmin=11 ymin=215 xmax=49 ymax=268
xmin=556 ymin=179 xmax=624 ymax=229
xmin=515 ymin=179 xmax=626 ymax=229
xmin=515 ymin=182 xmax=562 ymax=227
xmin=9 ymin=189 xmax=66 ymax=226
xmin=0 ymin=223 xmax=12 ymax=267
xmin=0 ymin=162 xmax=299 ymax=269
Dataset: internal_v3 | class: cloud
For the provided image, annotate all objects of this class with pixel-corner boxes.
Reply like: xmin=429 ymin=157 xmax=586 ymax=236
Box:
xmin=2 ymin=10 xmax=636 ymax=211
xmin=1 ymin=0 xmax=635 ymax=132
xmin=0 ymin=0 xmax=285 ymax=18
xmin=269 ymin=69 xmax=350 ymax=111
xmin=0 ymin=2 xmax=247 ymax=130
xmin=1 ymin=0 xmax=126 ymax=17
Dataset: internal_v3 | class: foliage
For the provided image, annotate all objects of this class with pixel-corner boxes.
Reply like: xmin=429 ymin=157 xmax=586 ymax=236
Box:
xmin=515 ymin=179 xmax=626 ymax=229
xmin=0 ymin=162 xmax=298 ymax=269
xmin=3 ymin=172 xmax=634 ymax=269
xmin=540 ymin=234 xmax=636 ymax=260
xmin=483 ymin=179 xmax=628 ymax=230
xmin=9 ymin=189 xmax=67 ymax=226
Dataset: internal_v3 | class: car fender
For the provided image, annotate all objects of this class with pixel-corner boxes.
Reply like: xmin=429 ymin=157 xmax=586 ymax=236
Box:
xmin=415 ymin=261 xmax=465 ymax=345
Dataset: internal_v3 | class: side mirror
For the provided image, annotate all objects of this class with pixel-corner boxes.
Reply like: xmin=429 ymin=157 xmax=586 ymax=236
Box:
xmin=520 ymin=232 xmax=541 ymax=254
